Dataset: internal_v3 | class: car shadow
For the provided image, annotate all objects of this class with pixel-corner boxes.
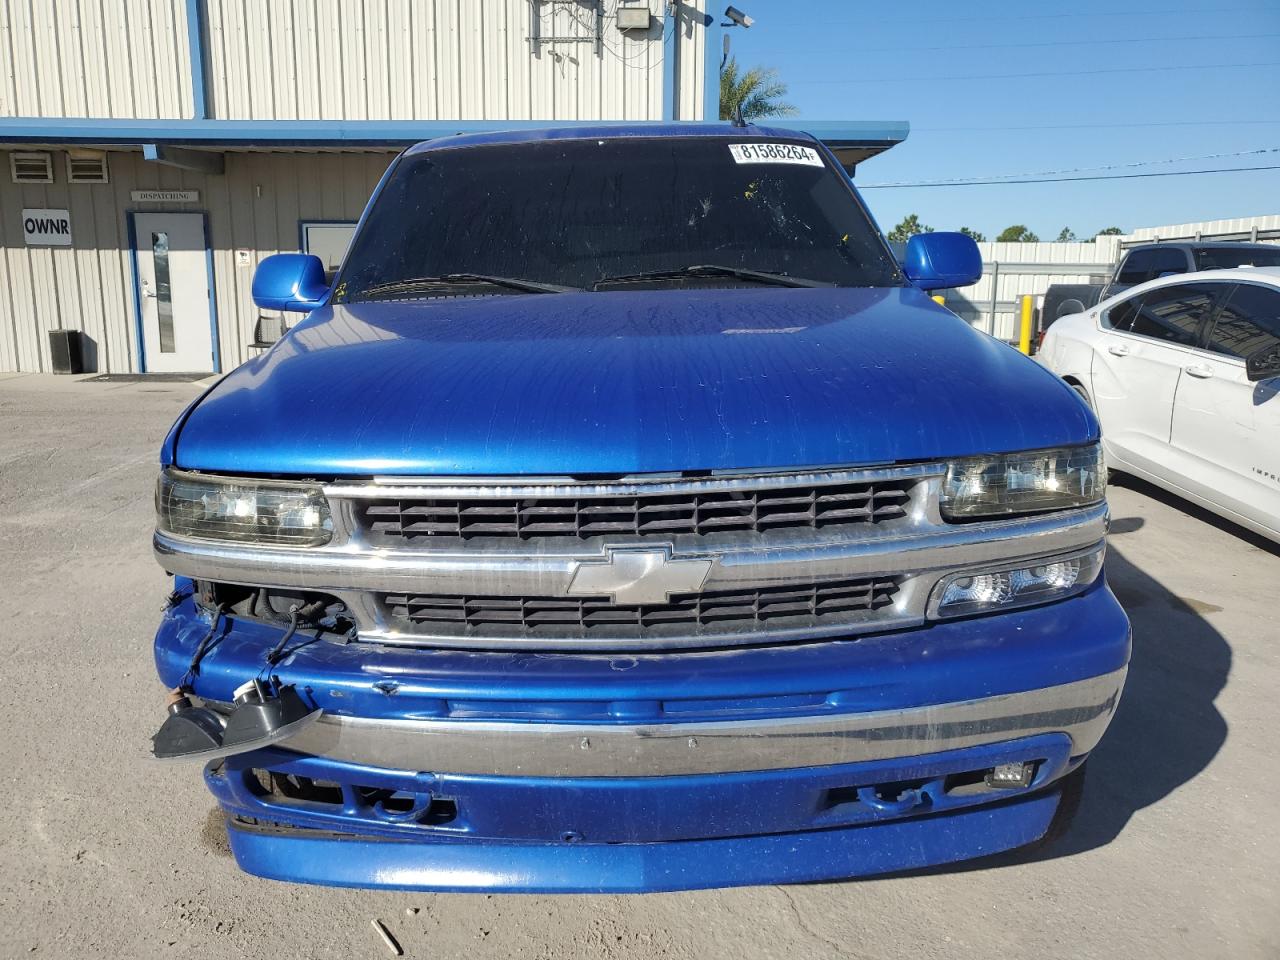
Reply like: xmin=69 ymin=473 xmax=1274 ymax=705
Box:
xmin=849 ymin=531 xmax=1231 ymax=882
xmin=1044 ymin=538 xmax=1230 ymax=857
xmin=1110 ymin=471 xmax=1280 ymax=557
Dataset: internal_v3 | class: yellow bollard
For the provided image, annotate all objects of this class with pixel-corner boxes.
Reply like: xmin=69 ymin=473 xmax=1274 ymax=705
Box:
xmin=1018 ymin=294 xmax=1034 ymax=355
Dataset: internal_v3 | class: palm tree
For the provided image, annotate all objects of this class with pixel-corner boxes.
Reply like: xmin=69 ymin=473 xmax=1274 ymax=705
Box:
xmin=719 ymin=56 xmax=798 ymax=122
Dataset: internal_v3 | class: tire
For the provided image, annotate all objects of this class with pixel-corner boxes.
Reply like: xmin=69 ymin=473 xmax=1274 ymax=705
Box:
xmin=1069 ymin=382 xmax=1093 ymax=409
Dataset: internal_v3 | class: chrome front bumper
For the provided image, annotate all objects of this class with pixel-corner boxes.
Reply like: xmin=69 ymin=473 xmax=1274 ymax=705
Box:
xmin=264 ymin=667 xmax=1127 ymax=778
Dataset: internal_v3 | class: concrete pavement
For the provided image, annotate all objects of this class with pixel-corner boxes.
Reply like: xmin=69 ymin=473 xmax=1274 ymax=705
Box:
xmin=0 ymin=373 xmax=1275 ymax=959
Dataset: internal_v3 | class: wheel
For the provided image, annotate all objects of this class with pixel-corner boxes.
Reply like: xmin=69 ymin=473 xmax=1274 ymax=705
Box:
xmin=1069 ymin=382 xmax=1093 ymax=409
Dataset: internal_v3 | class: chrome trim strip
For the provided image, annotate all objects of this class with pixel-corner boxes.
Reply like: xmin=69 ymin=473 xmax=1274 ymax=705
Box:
xmin=269 ymin=668 xmax=1128 ymax=778
xmin=328 ymin=463 xmax=940 ymax=500
xmin=154 ymin=502 xmax=1108 ymax=650
xmin=154 ymin=504 xmax=1108 ymax=596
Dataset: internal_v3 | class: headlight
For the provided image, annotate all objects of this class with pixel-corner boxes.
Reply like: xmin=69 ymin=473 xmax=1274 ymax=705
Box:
xmin=929 ymin=544 xmax=1104 ymax=619
xmin=156 ymin=470 xmax=332 ymax=546
xmin=941 ymin=443 xmax=1104 ymax=520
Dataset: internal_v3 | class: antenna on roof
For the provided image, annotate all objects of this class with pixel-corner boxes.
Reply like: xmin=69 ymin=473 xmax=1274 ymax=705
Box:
xmin=732 ymin=100 xmax=746 ymax=128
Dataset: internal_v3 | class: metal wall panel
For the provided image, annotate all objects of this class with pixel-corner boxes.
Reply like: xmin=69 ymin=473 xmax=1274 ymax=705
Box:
xmin=0 ymin=0 xmax=192 ymax=118
xmin=203 ymin=0 xmax=704 ymax=122
xmin=0 ymin=149 xmax=393 ymax=373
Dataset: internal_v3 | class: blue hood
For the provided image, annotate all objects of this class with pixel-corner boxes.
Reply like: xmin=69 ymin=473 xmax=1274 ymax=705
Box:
xmin=174 ymin=287 xmax=1096 ymax=476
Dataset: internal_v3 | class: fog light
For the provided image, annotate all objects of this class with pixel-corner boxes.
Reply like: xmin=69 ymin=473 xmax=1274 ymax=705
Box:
xmin=930 ymin=544 xmax=1104 ymax=619
xmin=986 ymin=762 xmax=1035 ymax=789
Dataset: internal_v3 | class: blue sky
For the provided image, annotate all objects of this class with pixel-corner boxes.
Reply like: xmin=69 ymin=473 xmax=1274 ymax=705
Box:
xmin=727 ymin=0 xmax=1280 ymax=238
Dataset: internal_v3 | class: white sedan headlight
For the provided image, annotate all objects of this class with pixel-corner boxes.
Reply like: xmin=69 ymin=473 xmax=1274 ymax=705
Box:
xmin=940 ymin=443 xmax=1105 ymax=520
xmin=156 ymin=470 xmax=333 ymax=546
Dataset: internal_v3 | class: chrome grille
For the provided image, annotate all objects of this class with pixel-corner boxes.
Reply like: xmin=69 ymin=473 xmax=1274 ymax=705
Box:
xmin=382 ymin=575 xmax=901 ymax=641
xmin=356 ymin=479 xmax=914 ymax=544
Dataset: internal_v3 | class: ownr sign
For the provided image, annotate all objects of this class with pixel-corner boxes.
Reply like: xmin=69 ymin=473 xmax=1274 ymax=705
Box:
xmin=22 ymin=209 xmax=72 ymax=246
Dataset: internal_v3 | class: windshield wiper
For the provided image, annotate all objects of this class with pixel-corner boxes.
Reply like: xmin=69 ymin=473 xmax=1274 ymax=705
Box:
xmin=592 ymin=264 xmax=835 ymax=290
xmin=356 ymin=273 xmax=580 ymax=298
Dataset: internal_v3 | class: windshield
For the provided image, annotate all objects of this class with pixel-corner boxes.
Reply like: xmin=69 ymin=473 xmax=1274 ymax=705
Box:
xmin=335 ymin=137 xmax=902 ymax=302
xmin=1194 ymin=246 xmax=1280 ymax=270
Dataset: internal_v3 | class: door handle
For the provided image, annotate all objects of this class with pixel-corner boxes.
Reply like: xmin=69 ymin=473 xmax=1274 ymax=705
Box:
xmin=1106 ymin=344 xmax=1130 ymax=357
xmin=1184 ymin=363 xmax=1214 ymax=379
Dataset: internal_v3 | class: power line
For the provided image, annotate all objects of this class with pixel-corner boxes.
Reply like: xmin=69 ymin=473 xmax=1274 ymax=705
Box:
xmin=793 ymin=60 xmax=1280 ymax=85
xmin=859 ymin=164 xmax=1280 ymax=189
xmin=866 ymin=147 xmax=1280 ymax=187
xmin=783 ymin=5 xmax=1267 ymax=28
xmin=914 ymin=119 xmax=1280 ymax=133
xmin=820 ymin=31 xmax=1280 ymax=55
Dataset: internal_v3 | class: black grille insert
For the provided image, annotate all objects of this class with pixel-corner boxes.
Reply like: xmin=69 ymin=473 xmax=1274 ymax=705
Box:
xmin=357 ymin=480 xmax=914 ymax=543
xmin=382 ymin=575 xmax=901 ymax=639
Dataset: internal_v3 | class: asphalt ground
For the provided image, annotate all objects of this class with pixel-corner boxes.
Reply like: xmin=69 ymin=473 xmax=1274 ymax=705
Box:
xmin=0 ymin=372 xmax=1276 ymax=959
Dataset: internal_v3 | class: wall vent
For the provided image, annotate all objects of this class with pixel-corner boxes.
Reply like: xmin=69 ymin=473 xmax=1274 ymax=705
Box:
xmin=66 ymin=151 xmax=110 ymax=184
xmin=10 ymin=152 xmax=54 ymax=184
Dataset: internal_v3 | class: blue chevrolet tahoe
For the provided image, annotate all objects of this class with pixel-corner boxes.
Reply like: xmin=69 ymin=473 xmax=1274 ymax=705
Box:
xmin=150 ymin=123 xmax=1130 ymax=892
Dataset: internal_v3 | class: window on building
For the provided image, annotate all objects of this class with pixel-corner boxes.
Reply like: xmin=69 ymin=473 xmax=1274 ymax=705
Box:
xmin=1205 ymin=283 xmax=1280 ymax=360
xmin=301 ymin=222 xmax=358 ymax=281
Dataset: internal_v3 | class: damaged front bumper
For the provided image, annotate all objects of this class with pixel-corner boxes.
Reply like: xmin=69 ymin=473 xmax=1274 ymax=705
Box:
xmin=154 ymin=578 xmax=1130 ymax=892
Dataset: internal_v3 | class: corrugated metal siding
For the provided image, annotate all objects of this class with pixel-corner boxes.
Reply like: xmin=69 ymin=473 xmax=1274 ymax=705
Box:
xmin=1126 ymin=214 xmax=1280 ymax=242
xmin=204 ymin=0 xmax=701 ymax=122
xmin=0 ymin=0 xmax=192 ymax=118
xmin=0 ymin=149 xmax=392 ymax=374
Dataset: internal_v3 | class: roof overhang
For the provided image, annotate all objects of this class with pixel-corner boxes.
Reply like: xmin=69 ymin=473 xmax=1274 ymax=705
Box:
xmin=0 ymin=118 xmax=909 ymax=175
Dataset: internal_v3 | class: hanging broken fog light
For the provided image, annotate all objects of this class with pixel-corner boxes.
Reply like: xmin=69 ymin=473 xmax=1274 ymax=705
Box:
xmin=156 ymin=469 xmax=333 ymax=546
xmin=929 ymin=544 xmax=1105 ymax=619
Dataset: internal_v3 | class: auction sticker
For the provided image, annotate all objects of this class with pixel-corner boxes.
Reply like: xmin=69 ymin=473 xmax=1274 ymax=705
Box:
xmin=728 ymin=142 xmax=823 ymax=166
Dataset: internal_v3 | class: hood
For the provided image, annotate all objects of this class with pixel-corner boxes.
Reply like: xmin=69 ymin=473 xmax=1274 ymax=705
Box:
xmin=174 ymin=287 xmax=1096 ymax=476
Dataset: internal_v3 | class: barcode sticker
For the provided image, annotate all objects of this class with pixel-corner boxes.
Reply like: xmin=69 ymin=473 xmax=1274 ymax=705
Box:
xmin=728 ymin=143 xmax=823 ymax=166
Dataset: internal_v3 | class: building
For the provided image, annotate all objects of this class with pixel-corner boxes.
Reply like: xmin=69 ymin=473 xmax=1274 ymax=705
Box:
xmin=0 ymin=0 xmax=906 ymax=375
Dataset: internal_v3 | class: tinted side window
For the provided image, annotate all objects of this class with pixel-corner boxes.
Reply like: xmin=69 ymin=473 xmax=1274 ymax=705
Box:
xmin=1126 ymin=283 xmax=1219 ymax=346
xmin=1151 ymin=246 xmax=1188 ymax=277
xmin=1206 ymin=284 xmax=1280 ymax=359
xmin=1116 ymin=247 xmax=1188 ymax=285
xmin=1104 ymin=295 xmax=1141 ymax=331
xmin=1194 ymin=246 xmax=1280 ymax=270
xmin=1116 ymin=249 xmax=1156 ymax=285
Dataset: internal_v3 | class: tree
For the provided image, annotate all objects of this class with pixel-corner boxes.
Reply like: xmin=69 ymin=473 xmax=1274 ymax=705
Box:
xmin=1095 ymin=226 xmax=1124 ymax=236
xmin=959 ymin=226 xmax=986 ymax=242
xmin=996 ymin=224 xmax=1040 ymax=243
xmin=887 ymin=214 xmax=934 ymax=243
xmin=1055 ymin=227 xmax=1077 ymax=242
xmin=719 ymin=56 xmax=798 ymax=122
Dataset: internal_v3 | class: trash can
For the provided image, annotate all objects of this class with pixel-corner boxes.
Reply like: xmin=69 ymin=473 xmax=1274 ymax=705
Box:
xmin=48 ymin=329 xmax=85 ymax=374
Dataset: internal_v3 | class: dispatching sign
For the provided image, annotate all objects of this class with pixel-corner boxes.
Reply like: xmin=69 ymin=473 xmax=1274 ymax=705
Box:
xmin=22 ymin=209 xmax=72 ymax=246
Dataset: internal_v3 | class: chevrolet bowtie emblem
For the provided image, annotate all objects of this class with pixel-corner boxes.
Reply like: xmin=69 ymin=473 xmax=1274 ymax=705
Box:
xmin=566 ymin=546 xmax=714 ymax=605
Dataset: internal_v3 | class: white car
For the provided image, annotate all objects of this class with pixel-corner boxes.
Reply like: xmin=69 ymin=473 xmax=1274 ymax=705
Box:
xmin=1038 ymin=267 xmax=1280 ymax=543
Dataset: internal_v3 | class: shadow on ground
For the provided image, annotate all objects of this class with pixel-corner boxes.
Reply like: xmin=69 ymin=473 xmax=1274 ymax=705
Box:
xmin=867 ymin=480 xmax=1244 ymax=881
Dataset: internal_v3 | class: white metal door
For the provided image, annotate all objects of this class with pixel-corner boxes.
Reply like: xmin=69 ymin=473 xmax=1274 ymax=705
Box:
xmin=1171 ymin=282 xmax=1280 ymax=537
xmin=1089 ymin=282 xmax=1218 ymax=478
xmin=135 ymin=213 xmax=215 ymax=373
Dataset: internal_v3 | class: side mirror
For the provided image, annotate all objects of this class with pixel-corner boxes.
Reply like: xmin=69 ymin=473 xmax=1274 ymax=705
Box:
xmin=902 ymin=232 xmax=983 ymax=291
xmin=1057 ymin=298 xmax=1086 ymax=319
xmin=252 ymin=254 xmax=328 ymax=313
xmin=1246 ymin=343 xmax=1280 ymax=382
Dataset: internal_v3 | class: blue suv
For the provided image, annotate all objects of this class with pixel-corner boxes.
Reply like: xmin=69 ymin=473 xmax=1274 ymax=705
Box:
xmin=150 ymin=124 xmax=1129 ymax=892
